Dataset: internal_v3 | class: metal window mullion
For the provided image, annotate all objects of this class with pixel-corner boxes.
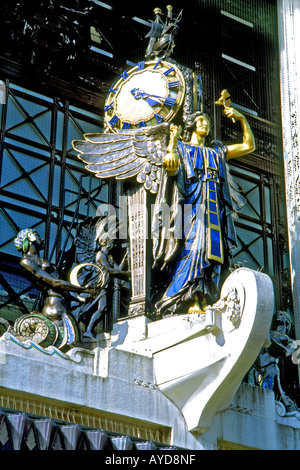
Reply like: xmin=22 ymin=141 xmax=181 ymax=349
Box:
xmin=0 ymin=144 xmax=49 ymax=202
xmin=0 ymin=204 xmax=48 ymax=251
xmin=0 ymin=198 xmax=48 ymax=220
xmin=235 ymin=233 xmax=263 ymax=270
xmin=0 ymin=272 xmax=30 ymax=315
xmin=0 ymin=283 xmax=35 ymax=312
xmin=68 ymin=110 xmax=86 ymax=136
xmin=4 ymin=132 xmax=53 ymax=155
xmin=84 ymin=174 xmax=93 ymax=218
xmin=242 ymin=183 xmax=263 ymax=221
xmin=65 ymin=109 xmax=99 ymax=212
xmin=60 ymin=101 xmax=69 ymax=212
xmin=4 ymin=139 xmax=52 ymax=162
xmin=50 ymin=101 xmax=69 ymax=265
xmin=6 ymin=108 xmax=50 ymax=133
xmin=0 ymin=205 xmax=22 ymax=235
xmin=45 ymin=97 xmax=58 ymax=259
xmin=0 ymin=79 xmax=9 ymax=185
xmin=235 ymin=216 xmax=264 ymax=233
xmin=0 ymin=189 xmax=49 ymax=216
xmin=65 ymin=165 xmax=92 ymax=204
xmin=259 ymin=173 xmax=269 ymax=272
xmin=56 ymin=174 xmax=86 ymax=269
xmin=270 ymin=176 xmax=285 ymax=309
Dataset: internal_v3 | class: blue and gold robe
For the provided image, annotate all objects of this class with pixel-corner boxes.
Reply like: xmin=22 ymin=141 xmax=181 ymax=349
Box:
xmin=153 ymin=140 xmax=243 ymax=315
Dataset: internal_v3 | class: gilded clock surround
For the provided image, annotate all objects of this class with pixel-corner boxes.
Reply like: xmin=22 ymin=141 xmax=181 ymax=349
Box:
xmin=104 ymin=60 xmax=186 ymax=132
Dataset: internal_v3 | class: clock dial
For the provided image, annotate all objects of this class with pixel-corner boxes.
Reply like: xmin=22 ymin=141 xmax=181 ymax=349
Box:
xmin=104 ymin=60 xmax=185 ymax=132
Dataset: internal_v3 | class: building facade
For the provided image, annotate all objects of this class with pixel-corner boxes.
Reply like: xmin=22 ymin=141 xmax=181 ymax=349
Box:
xmin=0 ymin=0 xmax=300 ymax=451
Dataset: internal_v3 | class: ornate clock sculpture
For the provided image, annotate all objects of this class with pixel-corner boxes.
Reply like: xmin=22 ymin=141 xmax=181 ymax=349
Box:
xmin=104 ymin=59 xmax=185 ymax=132
xmin=104 ymin=6 xmax=186 ymax=132
xmin=72 ymin=5 xmax=253 ymax=322
xmin=73 ymin=6 xmax=191 ymax=319
xmin=2 ymin=5 xmax=278 ymax=438
xmin=3 ymin=5 xmax=258 ymax=358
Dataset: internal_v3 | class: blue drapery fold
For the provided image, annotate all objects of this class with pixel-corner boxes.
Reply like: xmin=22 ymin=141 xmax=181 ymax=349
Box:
xmin=155 ymin=140 xmax=239 ymax=315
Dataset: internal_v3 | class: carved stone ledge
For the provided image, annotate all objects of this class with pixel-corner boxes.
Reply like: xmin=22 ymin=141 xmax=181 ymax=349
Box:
xmin=110 ymin=268 xmax=274 ymax=433
xmin=152 ymin=268 xmax=274 ymax=433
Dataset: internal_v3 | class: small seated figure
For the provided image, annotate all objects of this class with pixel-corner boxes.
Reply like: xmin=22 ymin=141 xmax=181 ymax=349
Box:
xmin=13 ymin=228 xmax=94 ymax=349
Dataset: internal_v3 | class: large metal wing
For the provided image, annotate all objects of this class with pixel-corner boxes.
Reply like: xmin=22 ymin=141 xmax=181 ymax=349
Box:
xmin=73 ymin=217 xmax=105 ymax=288
xmin=75 ymin=217 xmax=101 ymax=265
xmin=72 ymin=123 xmax=170 ymax=194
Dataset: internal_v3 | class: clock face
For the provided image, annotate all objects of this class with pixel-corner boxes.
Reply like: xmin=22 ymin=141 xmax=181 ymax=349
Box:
xmin=104 ymin=60 xmax=185 ymax=132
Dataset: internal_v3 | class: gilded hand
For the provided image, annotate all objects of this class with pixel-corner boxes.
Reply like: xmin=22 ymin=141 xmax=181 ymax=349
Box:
xmin=224 ymin=107 xmax=243 ymax=122
xmin=163 ymin=151 xmax=180 ymax=175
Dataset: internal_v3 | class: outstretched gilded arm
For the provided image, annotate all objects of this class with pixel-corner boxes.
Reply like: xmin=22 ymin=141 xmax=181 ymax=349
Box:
xmin=20 ymin=257 xmax=91 ymax=293
xmin=215 ymin=90 xmax=255 ymax=160
xmin=225 ymin=108 xmax=256 ymax=160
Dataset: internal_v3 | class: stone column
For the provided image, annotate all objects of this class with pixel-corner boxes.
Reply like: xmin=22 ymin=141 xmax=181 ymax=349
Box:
xmin=127 ymin=185 xmax=153 ymax=318
xmin=278 ymin=1 xmax=300 ymax=344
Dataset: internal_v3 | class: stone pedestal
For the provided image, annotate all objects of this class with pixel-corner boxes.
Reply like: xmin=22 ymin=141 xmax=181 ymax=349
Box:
xmin=111 ymin=315 xmax=152 ymax=347
xmin=110 ymin=267 xmax=275 ymax=433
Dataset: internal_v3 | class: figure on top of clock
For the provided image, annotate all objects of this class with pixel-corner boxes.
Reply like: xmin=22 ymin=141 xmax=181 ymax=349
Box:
xmin=72 ymin=5 xmax=256 ymax=319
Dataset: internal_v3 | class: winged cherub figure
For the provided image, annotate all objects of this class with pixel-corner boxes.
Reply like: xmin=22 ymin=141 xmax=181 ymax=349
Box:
xmin=70 ymin=216 xmax=129 ymax=339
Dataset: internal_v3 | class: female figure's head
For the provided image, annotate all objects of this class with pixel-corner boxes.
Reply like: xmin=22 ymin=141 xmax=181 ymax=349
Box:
xmin=183 ymin=111 xmax=212 ymax=143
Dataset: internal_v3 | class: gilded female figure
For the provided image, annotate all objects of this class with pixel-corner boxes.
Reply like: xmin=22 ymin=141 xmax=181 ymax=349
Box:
xmin=154 ymin=107 xmax=255 ymax=316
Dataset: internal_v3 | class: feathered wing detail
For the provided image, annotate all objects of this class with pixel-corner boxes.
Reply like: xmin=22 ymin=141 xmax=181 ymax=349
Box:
xmin=225 ymin=163 xmax=247 ymax=219
xmin=76 ymin=217 xmax=99 ymax=265
xmin=74 ymin=217 xmax=108 ymax=288
xmin=72 ymin=123 xmax=170 ymax=194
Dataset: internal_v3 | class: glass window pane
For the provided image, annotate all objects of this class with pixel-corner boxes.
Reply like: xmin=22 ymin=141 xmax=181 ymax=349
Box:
xmin=231 ymin=227 xmax=264 ymax=271
xmin=6 ymin=96 xmax=27 ymax=129
xmin=267 ymin=237 xmax=274 ymax=276
xmin=0 ymin=81 xmax=108 ymax=320
xmin=55 ymin=110 xmax=65 ymax=151
xmin=10 ymin=83 xmax=53 ymax=103
xmin=264 ymin=185 xmax=272 ymax=224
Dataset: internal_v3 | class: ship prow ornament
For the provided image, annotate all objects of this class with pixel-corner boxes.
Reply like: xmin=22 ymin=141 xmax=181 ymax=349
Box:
xmin=111 ymin=267 xmax=274 ymax=432
xmin=145 ymin=5 xmax=183 ymax=60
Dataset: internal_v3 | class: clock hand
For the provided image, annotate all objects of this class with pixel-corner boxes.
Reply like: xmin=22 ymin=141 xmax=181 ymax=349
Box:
xmin=131 ymin=88 xmax=165 ymax=106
